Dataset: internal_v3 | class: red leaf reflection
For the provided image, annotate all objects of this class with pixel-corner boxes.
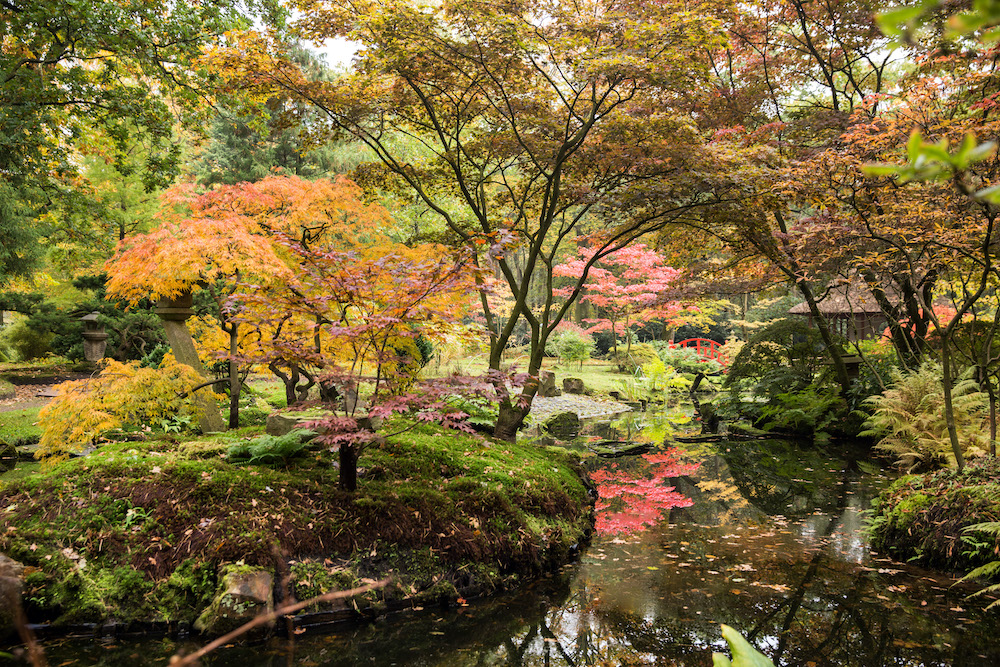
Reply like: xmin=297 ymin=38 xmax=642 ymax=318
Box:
xmin=591 ymin=449 xmax=699 ymax=535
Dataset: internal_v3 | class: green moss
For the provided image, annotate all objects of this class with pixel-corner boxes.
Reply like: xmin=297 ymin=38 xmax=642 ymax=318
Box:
xmin=1 ymin=421 xmax=591 ymax=630
xmin=868 ymin=459 xmax=1000 ymax=571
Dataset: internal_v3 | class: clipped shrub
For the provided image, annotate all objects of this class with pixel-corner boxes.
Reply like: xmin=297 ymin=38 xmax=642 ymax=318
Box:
xmin=861 ymin=361 xmax=988 ymax=471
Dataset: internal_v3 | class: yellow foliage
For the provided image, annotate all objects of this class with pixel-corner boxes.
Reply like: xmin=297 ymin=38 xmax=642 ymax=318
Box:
xmin=37 ymin=354 xmax=209 ymax=460
xmin=380 ymin=335 xmax=423 ymax=395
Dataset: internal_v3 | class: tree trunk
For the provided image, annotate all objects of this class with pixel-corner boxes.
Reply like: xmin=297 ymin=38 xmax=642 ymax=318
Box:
xmin=268 ymin=362 xmax=301 ymax=407
xmin=493 ymin=351 xmax=543 ymax=442
xmin=793 ymin=278 xmax=852 ymax=395
xmin=339 ymin=444 xmax=359 ymax=491
xmin=940 ymin=343 xmax=966 ymax=470
xmin=227 ymin=324 xmax=241 ymax=429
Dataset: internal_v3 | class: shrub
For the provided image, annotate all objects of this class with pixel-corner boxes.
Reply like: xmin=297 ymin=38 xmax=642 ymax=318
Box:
xmin=641 ymin=358 xmax=690 ymax=393
xmin=37 ymin=354 xmax=212 ymax=459
xmin=758 ymin=383 xmax=846 ymax=443
xmin=614 ymin=342 xmax=660 ymax=374
xmin=548 ymin=326 xmax=594 ymax=369
xmin=861 ymin=361 xmax=989 ymax=471
xmin=653 ymin=343 xmax=723 ymax=375
xmin=1 ymin=319 xmax=53 ymax=360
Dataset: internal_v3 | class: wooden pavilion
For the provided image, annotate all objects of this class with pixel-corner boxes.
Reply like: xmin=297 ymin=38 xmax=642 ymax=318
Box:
xmin=788 ymin=282 xmax=890 ymax=342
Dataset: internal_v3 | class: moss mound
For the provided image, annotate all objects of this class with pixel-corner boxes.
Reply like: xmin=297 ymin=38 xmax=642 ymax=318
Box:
xmin=0 ymin=422 xmax=591 ymax=629
xmin=868 ymin=458 xmax=1000 ymax=572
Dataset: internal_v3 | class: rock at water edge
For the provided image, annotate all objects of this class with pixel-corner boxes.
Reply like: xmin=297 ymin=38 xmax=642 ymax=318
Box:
xmin=543 ymin=411 xmax=581 ymax=440
xmin=194 ymin=566 xmax=274 ymax=636
xmin=0 ymin=553 xmax=25 ymax=638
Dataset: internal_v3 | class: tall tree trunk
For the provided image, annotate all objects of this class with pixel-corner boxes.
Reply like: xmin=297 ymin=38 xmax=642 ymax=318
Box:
xmin=793 ymin=278 xmax=852 ymax=395
xmin=940 ymin=343 xmax=966 ymax=470
xmin=227 ymin=323 xmax=241 ymax=429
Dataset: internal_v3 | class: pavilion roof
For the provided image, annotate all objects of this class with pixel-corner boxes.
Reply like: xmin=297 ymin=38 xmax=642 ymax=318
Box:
xmin=788 ymin=282 xmax=894 ymax=316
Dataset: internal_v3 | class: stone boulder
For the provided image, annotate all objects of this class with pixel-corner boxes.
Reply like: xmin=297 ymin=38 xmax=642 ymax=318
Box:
xmin=0 ymin=553 xmax=25 ymax=638
xmin=562 ymin=378 xmax=586 ymax=395
xmin=265 ymin=410 xmax=331 ymax=437
xmin=194 ymin=565 xmax=274 ymax=636
xmin=538 ymin=371 xmax=561 ymax=397
xmin=543 ymin=411 xmax=581 ymax=440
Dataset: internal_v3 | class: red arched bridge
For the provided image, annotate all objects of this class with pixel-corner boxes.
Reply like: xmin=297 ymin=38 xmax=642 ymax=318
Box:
xmin=669 ymin=338 xmax=729 ymax=367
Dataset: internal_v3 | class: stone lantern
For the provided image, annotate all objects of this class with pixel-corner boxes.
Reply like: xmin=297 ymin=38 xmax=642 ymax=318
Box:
xmin=152 ymin=290 xmax=226 ymax=433
xmin=80 ymin=312 xmax=109 ymax=362
xmin=154 ymin=292 xmax=195 ymax=322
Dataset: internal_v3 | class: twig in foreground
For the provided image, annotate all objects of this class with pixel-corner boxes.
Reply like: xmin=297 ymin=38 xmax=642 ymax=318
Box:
xmin=169 ymin=578 xmax=390 ymax=666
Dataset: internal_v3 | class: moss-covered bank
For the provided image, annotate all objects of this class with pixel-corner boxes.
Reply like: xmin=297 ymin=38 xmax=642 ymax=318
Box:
xmin=868 ymin=458 xmax=1000 ymax=572
xmin=0 ymin=422 xmax=591 ymax=634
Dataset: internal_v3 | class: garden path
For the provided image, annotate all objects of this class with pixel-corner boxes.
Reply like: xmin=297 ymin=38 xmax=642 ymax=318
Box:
xmin=529 ymin=395 xmax=632 ymax=421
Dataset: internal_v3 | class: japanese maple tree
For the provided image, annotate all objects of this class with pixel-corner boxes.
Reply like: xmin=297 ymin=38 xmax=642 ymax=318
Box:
xmin=203 ymin=0 xmax=737 ymax=440
xmin=232 ymin=233 xmax=482 ymax=491
xmin=554 ymin=244 xmax=702 ymax=367
xmin=105 ymin=175 xmax=390 ymax=426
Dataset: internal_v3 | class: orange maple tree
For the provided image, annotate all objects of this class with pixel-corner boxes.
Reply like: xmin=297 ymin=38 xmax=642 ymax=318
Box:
xmin=105 ymin=175 xmax=394 ymax=426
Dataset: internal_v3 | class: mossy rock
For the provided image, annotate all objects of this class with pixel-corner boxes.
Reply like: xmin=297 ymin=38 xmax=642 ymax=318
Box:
xmin=194 ymin=565 xmax=274 ymax=636
xmin=543 ymin=411 xmax=581 ymax=440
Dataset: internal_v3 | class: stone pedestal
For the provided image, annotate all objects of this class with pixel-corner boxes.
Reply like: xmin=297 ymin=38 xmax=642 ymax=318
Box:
xmin=154 ymin=293 xmax=226 ymax=433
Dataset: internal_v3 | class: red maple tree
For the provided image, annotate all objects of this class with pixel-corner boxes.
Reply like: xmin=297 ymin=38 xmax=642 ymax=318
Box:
xmin=553 ymin=244 xmax=699 ymax=364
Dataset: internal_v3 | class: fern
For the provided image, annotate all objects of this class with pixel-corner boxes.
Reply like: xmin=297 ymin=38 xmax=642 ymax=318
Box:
xmin=958 ymin=522 xmax=1000 ymax=609
xmin=861 ymin=361 xmax=988 ymax=471
xmin=226 ymin=429 xmax=317 ymax=466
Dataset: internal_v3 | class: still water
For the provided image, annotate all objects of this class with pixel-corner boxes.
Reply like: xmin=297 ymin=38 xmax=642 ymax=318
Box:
xmin=21 ymin=410 xmax=1000 ymax=665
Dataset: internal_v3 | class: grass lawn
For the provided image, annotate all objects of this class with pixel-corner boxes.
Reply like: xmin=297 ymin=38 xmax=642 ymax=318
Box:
xmin=0 ymin=406 xmax=42 ymax=445
xmin=422 ymin=354 xmax=632 ymax=398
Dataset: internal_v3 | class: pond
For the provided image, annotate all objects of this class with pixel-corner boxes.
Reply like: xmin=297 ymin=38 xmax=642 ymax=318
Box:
xmin=16 ymin=408 xmax=1000 ymax=665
